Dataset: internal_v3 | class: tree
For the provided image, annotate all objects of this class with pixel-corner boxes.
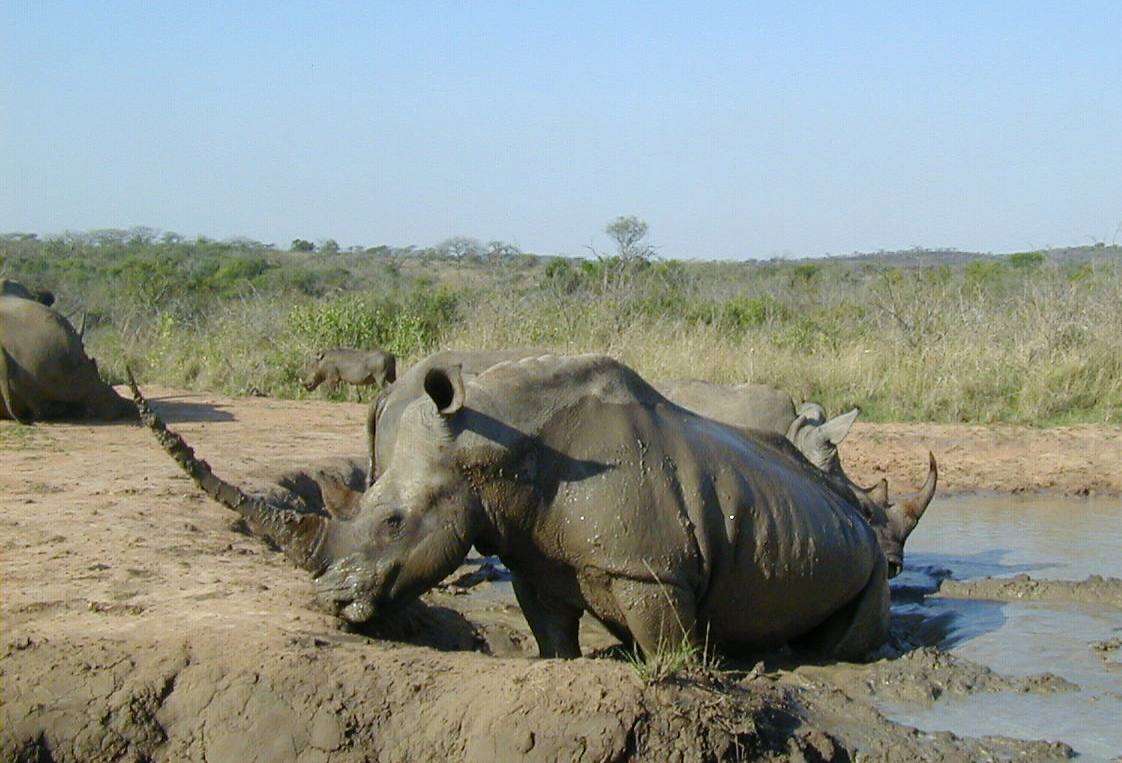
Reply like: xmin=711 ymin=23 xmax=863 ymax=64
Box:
xmin=485 ymin=240 xmax=521 ymax=263
xmin=585 ymin=215 xmax=657 ymax=291
xmin=435 ymin=236 xmax=485 ymax=259
xmin=319 ymin=239 xmax=340 ymax=254
xmin=605 ymin=216 xmax=654 ymax=264
xmin=291 ymin=239 xmax=315 ymax=252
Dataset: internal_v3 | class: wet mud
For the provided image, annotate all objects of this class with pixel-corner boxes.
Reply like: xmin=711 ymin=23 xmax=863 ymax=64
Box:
xmin=939 ymin=574 xmax=1122 ymax=609
xmin=2 ymin=388 xmax=1116 ymax=761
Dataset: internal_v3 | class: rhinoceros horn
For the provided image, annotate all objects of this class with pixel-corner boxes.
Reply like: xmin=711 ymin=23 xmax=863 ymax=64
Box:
xmin=891 ymin=452 xmax=938 ymax=536
xmin=126 ymin=369 xmax=332 ymax=573
xmin=863 ymin=477 xmax=889 ymax=507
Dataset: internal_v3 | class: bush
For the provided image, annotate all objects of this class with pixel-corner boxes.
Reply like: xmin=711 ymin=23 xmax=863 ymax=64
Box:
xmin=1009 ymin=251 xmax=1045 ymax=269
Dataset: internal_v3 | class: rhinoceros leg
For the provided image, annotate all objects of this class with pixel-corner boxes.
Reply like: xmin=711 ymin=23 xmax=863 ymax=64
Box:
xmin=511 ymin=574 xmax=583 ymax=658
xmin=0 ymin=348 xmax=32 ymax=424
xmin=791 ymin=552 xmax=890 ymax=662
xmin=610 ymin=577 xmax=699 ymax=659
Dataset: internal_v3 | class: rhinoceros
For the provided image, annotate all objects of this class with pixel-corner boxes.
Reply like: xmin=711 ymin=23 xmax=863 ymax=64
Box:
xmin=653 ymin=379 xmax=864 ymax=476
xmin=370 ymin=357 xmax=935 ymax=577
xmin=133 ymin=354 xmax=926 ymax=661
xmin=651 ymin=380 xmax=937 ymax=577
xmin=302 ymin=348 xmax=397 ymax=392
xmin=0 ymin=278 xmax=55 ymax=307
xmin=1 ymin=294 xmax=135 ymax=423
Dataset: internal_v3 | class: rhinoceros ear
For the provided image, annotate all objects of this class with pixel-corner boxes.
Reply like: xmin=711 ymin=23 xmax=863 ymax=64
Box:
xmin=869 ymin=478 xmax=889 ymax=507
xmin=820 ymin=408 xmax=859 ymax=445
xmin=424 ymin=365 xmax=465 ymax=416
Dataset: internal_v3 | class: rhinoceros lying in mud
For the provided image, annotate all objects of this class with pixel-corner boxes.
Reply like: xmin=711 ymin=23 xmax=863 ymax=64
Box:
xmin=0 ymin=293 xmax=135 ymax=424
xmin=0 ymin=278 xmax=55 ymax=307
xmin=302 ymin=348 xmax=397 ymax=392
xmin=654 ymin=379 xmax=861 ymax=475
xmin=369 ymin=354 xmax=935 ymax=577
xmin=133 ymin=355 xmax=935 ymax=661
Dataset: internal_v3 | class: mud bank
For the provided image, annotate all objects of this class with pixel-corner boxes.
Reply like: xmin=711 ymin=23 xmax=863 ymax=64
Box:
xmin=939 ymin=574 xmax=1122 ymax=609
xmin=0 ymin=389 xmax=1105 ymax=760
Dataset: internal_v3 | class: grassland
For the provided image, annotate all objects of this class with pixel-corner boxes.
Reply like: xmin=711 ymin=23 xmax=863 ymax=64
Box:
xmin=2 ymin=230 xmax=1119 ymax=424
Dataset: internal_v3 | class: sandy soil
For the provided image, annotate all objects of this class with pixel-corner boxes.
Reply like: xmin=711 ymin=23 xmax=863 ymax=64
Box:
xmin=0 ymin=387 xmax=1102 ymax=761
xmin=841 ymin=421 xmax=1122 ymax=497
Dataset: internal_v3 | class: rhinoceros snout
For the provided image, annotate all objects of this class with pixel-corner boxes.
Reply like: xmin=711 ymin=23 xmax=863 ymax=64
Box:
xmin=314 ymin=555 xmax=400 ymax=624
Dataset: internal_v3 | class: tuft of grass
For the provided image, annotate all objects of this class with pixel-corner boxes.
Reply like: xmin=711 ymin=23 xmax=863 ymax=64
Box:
xmin=624 ymin=627 xmax=721 ymax=684
xmin=625 ymin=561 xmax=721 ymax=684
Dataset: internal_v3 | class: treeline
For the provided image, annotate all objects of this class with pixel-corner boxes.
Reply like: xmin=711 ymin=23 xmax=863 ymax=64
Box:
xmin=1 ymin=229 xmax=1119 ymax=425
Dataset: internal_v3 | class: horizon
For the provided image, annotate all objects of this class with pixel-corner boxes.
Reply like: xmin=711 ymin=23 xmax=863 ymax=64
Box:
xmin=3 ymin=2 xmax=1121 ymax=259
xmin=6 ymin=225 xmax=1119 ymax=262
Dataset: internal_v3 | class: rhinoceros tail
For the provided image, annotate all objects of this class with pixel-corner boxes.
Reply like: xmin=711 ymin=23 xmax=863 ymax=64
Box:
xmin=0 ymin=348 xmax=31 ymax=425
xmin=126 ymin=368 xmax=331 ymax=572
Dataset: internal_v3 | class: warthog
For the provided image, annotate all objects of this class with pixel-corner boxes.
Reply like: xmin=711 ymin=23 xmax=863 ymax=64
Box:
xmin=1 ymin=293 xmax=134 ymax=423
xmin=302 ymin=348 xmax=397 ymax=392
xmin=133 ymin=354 xmax=937 ymax=661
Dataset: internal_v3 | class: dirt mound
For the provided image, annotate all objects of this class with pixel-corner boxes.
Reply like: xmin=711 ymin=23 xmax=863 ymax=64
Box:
xmin=0 ymin=388 xmax=1085 ymax=761
xmin=939 ymin=573 xmax=1122 ymax=608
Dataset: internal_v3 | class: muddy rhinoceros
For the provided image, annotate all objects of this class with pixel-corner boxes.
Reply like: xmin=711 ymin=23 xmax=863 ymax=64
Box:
xmin=0 ymin=278 xmax=55 ymax=307
xmin=302 ymin=348 xmax=397 ymax=392
xmin=133 ymin=354 xmax=922 ymax=661
xmin=651 ymin=380 xmax=936 ymax=577
xmin=0 ymin=294 xmax=135 ymax=424
xmin=370 ymin=359 xmax=935 ymax=578
xmin=653 ymin=379 xmax=865 ymax=476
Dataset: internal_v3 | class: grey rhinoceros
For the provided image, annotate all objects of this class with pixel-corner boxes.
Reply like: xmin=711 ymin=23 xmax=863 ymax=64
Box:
xmin=0 ymin=278 xmax=55 ymax=307
xmin=371 ymin=356 xmax=935 ymax=578
xmin=653 ymin=379 xmax=862 ymax=475
xmin=132 ymin=354 xmax=918 ymax=661
xmin=1 ymin=293 xmax=135 ymax=423
xmin=302 ymin=348 xmax=397 ymax=392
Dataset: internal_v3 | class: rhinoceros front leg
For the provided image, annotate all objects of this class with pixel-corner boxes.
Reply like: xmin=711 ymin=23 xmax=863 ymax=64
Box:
xmin=610 ymin=576 xmax=699 ymax=659
xmin=511 ymin=573 xmax=582 ymax=658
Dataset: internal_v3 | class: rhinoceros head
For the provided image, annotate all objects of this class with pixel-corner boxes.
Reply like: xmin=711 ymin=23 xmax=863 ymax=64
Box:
xmin=857 ymin=453 xmax=938 ymax=577
xmin=130 ymin=365 xmax=481 ymax=626
xmin=314 ymin=365 xmax=483 ymax=624
xmin=786 ymin=403 xmax=860 ymax=477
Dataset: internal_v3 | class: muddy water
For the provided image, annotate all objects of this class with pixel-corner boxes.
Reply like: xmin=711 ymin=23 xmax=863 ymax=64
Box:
xmin=885 ymin=495 xmax=1122 ymax=760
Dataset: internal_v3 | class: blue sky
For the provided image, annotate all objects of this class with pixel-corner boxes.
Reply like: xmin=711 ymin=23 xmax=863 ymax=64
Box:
xmin=2 ymin=1 xmax=1120 ymax=258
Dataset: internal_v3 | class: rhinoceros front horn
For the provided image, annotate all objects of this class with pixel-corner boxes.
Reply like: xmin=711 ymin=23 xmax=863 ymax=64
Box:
xmin=897 ymin=452 xmax=938 ymax=535
xmin=126 ymin=369 xmax=333 ymax=573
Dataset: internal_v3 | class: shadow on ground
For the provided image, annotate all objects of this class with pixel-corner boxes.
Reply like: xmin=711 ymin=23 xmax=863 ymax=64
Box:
xmin=147 ymin=396 xmax=235 ymax=423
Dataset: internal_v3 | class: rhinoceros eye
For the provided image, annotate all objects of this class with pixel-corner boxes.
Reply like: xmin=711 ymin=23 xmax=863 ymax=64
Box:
xmin=381 ymin=512 xmax=405 ymax=537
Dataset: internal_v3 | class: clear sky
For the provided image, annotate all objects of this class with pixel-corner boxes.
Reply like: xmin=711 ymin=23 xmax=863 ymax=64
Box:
xmin=2 ymin=1 xmax=1120 ymax=258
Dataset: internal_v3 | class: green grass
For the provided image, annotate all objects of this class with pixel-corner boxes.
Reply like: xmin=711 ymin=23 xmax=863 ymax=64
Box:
xmin=625 ymin=635 xmax=715 ymax=684
xmin=3 ymin=232 xmax=1120 ymax=424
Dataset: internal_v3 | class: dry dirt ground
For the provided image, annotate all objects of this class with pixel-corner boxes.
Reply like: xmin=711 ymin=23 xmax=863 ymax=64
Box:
xmin=2 ymin=387 xmax=1114 ymax=762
